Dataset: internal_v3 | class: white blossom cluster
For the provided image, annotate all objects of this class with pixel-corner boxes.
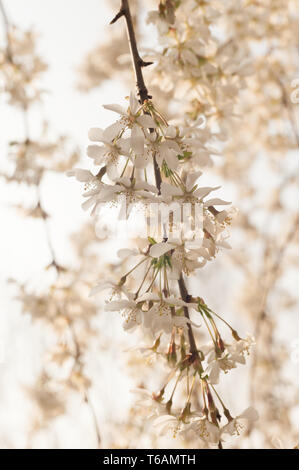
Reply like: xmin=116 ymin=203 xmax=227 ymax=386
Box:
xmin=0 ymin=27 xmax=47 ymax=107
xmin=70 ymin=61 xmax=256 ymax=449
xmin=146 ymin=0 xmax=252 ymax=140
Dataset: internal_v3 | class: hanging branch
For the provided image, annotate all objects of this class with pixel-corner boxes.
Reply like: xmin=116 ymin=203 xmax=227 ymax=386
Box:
xmin=110 ymin=0 xmax=162 ymax=193
xmin=0 ymin=0 xmax=12 ymax=61
xmin=111 ymin=0 xmax=199 ymax=362
xmin=110 ymin=0 xmax=152 ymax=102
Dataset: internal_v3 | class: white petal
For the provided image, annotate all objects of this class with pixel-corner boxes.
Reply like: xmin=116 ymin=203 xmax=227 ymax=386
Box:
xmin=89 ymin=282 xmax=113 ymax=296
xmin=135 ymin=181 xmax=158 ymax=193
xmin=88 ymin=127 xmax=104 ymax=141
xmin=131 ymin=124 xmax=144 ymax=155
xmin=138 ymin=293 xmax=160 ymax=302
xmin=161 ymin=182 xmax=182 ymax=198
xmin=129 ymin=92 xmax=140 ymax=114
xmin=149 ymin=242 xmax=175 ymax=258
xmin=67 ymin=169 xmax=93 ymax=182
xmin=204 ymin=198 xmax=231 ymax=206
xmin=103 ymin=103 xmax=126 ymax=115
xmin=103 ymin=121 xmax=124 ymax=141
xmin=165 ymin=151 xmax=179 ymax=170
xmin=193 ymin=186 xmax=220 ymax=199
xmin=138 ymin=114 xmax=156 ymax=129
xmin=82 ymin=195 xmax=97 ymax=211
xmin=216 ymin=210 xmax=228 ymax=223
xmin=165 ymin=126 xmax=177 ymax=138
xmin=153 ymin=415 xmax=178 ymax=434
xmin=239 ymin=407 xmax=259 ymax=422
xmin=207 ymin=362 xmax=220 ymax=384
xmin=186 ymin=170 xmax=203 ymax=191
xmin=105 ymin=300 xmax=135 ymax=311
xmin=87 ymin=145 xmax=106 ymax=159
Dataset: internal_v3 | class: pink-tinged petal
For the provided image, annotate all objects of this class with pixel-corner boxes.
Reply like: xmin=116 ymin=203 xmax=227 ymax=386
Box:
xmin=103 ymin=121 xmax=124 ymax=141
xmin=149 ymin=242 xmax=175 ymax=258
xmin=103 ymin=103 xmax=127 ymax=115
xmin=204 ymin=198 xmax=231 ymax=206
xmin=131 ymin=124 xmax=144 ymax=155
xmin=88 ymin=127 xmax=104 ymax=142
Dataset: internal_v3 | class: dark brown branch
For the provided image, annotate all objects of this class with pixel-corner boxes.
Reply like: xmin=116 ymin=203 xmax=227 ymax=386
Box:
xmin=110 ymin=0 xmax=152 ymax=103
xmin=111 ymin=0 xmax=161 ymax=193
xmin=178 ymin=274 xmax=199 ymax=360
xmin=153 ymin=155 xmax=162 ymax=194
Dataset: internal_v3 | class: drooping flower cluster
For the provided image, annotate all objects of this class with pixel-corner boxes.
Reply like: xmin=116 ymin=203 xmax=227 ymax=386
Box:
xmin=0 ymin=26 xmax=47 ymax=107
xmin=70 ymin=44 xmax=255 ymax=447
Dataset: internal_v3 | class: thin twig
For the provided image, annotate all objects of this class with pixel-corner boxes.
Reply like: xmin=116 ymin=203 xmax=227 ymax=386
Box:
xmin=110 ymin=0 xmax=162 ymax=192
xmin=69 ymin=324 xmax=102 ymax=447
xmin=0 ymin=0 xmax=13 ymax=61
xmin=84 ymin=391 xmax=102 ymax=448
xmin=110 ymin=0 xmax=152 ymax=103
